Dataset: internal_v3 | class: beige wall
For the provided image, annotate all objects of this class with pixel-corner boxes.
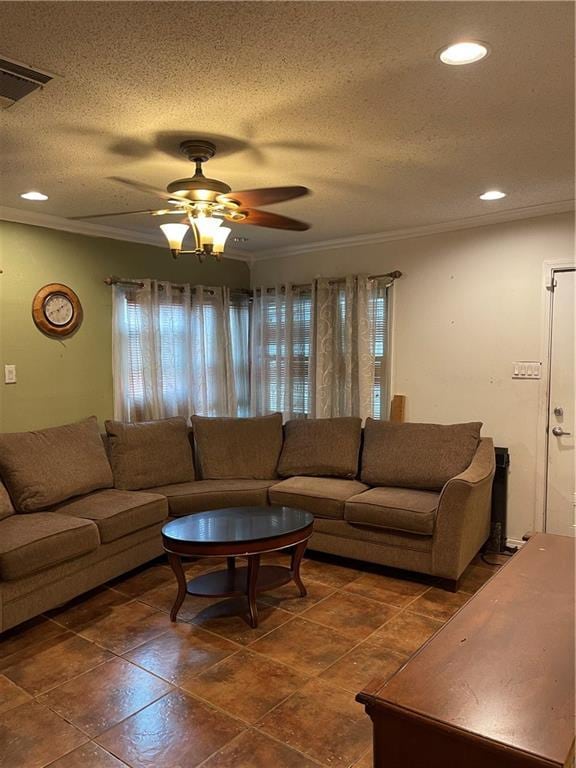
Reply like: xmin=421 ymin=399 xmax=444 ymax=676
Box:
xmin=251 ymin=212 xmax=575 ymax=542
xmin=0 ymin=221 xmax=249 ymax=433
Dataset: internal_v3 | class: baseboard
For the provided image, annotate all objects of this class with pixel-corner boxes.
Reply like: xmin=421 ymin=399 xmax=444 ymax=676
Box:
xmin=506 ymin=538 xmax=525 ymax=550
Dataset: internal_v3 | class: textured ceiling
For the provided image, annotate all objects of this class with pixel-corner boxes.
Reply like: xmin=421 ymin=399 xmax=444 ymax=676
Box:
xmin=0 ymin=1 xmax=574 ymax=255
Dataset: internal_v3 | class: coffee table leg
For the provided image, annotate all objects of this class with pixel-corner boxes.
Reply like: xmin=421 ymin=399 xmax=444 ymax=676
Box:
xmin=291 ymin=539 xmax=308 ymax=597
xmin=167 ymin=552 xmax=187 ymax=622
xmin=247 ymin=554 xmax=261 ymax=628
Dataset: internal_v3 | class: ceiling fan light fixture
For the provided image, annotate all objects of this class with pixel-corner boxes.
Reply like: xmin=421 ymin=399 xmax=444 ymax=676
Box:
xmin=213 ymin=226 xmax=231 ymax=258
xmin=439 ymin=41 xmax=489 ymax=66
xmin=160 ymin=222 xmax=189 ymax=258
xmin=190 ymin=213 xmax=223 ymax=251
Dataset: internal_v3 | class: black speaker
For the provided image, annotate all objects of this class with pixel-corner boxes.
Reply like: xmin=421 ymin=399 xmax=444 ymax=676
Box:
xmin=485 ymin=447 xmax=510 ymax=553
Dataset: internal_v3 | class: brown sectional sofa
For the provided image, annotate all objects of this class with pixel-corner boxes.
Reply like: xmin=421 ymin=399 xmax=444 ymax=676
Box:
xmin=0 ymin=413 xmax=495 ymax=633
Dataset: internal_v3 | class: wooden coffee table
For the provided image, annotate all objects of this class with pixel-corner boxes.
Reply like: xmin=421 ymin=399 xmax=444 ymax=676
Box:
xmin=162 ymin=506 xmax=314 ymax=628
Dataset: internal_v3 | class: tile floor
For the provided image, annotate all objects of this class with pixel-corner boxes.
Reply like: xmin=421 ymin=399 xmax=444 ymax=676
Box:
xmin=0 ymin=551 xmax=504 ymax=768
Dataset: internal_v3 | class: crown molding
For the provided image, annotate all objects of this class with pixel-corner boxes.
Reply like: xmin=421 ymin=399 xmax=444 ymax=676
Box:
xmin=252 ymin=199 xmax=575 ymax=262
xmin=0 ymin=206 xmax=253 ymax=262
xmin=2 ymin=199 xmax=573 ymax=266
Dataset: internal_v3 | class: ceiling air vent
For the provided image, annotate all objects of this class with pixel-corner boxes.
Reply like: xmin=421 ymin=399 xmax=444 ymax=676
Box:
xmin=0 ymin=57 xmax=53 ymax=109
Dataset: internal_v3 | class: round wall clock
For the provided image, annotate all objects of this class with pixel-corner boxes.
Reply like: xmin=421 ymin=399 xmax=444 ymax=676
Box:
xmin=32 ymin=283 xmax=83 ymax=337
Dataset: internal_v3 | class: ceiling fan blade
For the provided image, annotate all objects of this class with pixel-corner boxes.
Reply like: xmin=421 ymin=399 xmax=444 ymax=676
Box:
xmin=68 ymin=208 xmax=164 ymax=220
xmin=108 ymin=176 xmax=191 ymax=203
xmin=220 ymin=186 xmax=309 ymax=208
xmin=235 ymin=208 xmax=310 ymax=231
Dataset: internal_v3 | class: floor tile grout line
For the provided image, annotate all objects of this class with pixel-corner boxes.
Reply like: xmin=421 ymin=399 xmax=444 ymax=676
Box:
xmin=192 ymin=726 xmax=327 ymax=768
xmin=252 ymin=675 xmax=371 ymax=768
xmin=273 ymin=583 xmax=455 ymax=688
xmin=123 ymin=645 xmax=242 ymax=687
xmin=26 ymin=656 xmax=114 ymax=699
xmin=250 ymin=727 xmax=328 ymax=768
xmin=177 ymin=673 xmax=300 ymax=730
xmin=39 ymin=680 xmax=174 ymax=741
xmin=41 ymin=738 xmax=92 ymax=768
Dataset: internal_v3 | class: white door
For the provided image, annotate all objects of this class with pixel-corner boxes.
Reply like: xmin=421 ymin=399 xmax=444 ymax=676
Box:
xmin=546 ymin=268 xmax=575 ymax=536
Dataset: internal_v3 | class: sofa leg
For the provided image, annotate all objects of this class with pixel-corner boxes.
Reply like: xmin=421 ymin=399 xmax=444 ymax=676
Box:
xmin=437 ymin=577 xmax=460 ymax=593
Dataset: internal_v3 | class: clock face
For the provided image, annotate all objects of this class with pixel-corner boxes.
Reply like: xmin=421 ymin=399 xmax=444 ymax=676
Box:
xmin=33 ymin=283 xmax=82 ymax=337
xmin=44 ymin=293 xmax=74 ymax=326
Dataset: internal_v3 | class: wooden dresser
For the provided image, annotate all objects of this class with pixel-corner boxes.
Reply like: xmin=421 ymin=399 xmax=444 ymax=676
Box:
xmin=357 ymin=534 xmax=575 ymax=768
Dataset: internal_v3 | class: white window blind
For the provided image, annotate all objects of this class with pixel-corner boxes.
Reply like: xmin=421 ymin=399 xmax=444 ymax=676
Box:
xmin=371 ymin=281 xmax=390 ymax=419
xmin=251 ymin=286 xmax=313 ymax=420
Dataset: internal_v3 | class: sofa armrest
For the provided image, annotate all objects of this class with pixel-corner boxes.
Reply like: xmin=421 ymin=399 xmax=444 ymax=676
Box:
xmin=431 ymin=438 xmax=495 ymax=580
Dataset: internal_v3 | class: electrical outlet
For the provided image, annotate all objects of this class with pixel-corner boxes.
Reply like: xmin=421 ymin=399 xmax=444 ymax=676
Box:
xmin=4 ymin=364 xmax=16 ymax=384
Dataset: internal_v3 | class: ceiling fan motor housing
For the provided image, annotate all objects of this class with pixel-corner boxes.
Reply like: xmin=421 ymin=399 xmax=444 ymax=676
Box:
xmin=166 ymin=176 xmax=232 ymax=202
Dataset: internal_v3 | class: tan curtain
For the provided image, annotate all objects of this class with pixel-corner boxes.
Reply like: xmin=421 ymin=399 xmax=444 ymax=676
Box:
xmin=312 ymin=275 xmax=377 ymax=420
xmin=112 ymin=280 xmax=245 ymax=421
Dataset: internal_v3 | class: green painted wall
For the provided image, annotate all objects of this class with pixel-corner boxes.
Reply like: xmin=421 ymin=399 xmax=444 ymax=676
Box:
xmin=0 ymin=221 xmax=250 ymax=432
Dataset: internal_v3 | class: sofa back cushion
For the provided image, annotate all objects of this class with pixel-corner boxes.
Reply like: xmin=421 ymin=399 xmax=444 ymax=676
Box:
xmin=277 ymin=417 xmax=362 ymax=479
xmin=0 ymin=417 xmax=114 ymax=512
xmin=0 ymin=480 xmax=15 ymax=520
xmin=361 ymin=419 xmax=482 ymax=491
xmin=105 ymin=417 xmax=195 ymax=490
xmin=191 ymin=413 xmax=283 ymax=480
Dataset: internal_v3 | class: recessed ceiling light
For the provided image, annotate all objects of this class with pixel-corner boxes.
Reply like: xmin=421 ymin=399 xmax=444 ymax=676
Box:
xmin=439 ymin=41 xmax=489 ymax=66
xmin=20 ymin=191 xmax=48 ymax=201
xmin=479 ymin=190 xmax=506 ymax=201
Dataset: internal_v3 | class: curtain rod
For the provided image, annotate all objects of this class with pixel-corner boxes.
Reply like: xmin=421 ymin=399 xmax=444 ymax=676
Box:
xmin=254 ymin=270 xmax=403 ymax=292
xmin=103 ymin=277 xmax=252 ymax=296
xmin=105 ymin=270 xmax=402 ymax=294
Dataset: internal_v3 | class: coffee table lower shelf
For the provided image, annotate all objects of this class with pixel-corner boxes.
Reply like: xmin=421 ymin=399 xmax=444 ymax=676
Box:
xmin=186 ymin=564 xmax=295 ymax=598
xmin=166 ymin=547 xmax=308 ymax=628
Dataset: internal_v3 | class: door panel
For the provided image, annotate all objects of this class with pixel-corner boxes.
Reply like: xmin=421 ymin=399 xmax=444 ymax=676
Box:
xmin=546 ymin=269 xmax=575 ymax=536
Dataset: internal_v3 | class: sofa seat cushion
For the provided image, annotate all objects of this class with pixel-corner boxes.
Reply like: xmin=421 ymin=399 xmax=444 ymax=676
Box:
xmin=345 ymin=487 xmax=440 ymax=535
xmin=105 ymin=418 xmax=195 ymax=490
xmin=269 ymin=477 xmax=369 ymax=520
xmin=149 ymin=480 xmax=277 ymax=517
xmin=0 ymin=417 xmax=113 ymax=512
xmin=0 ymin=513 xmax=100 ymax=580
xmin=360 ymin=419 xmax=482 ymax=491
xmin=54 ymin=489 xmax=168 ymax=543
xmin=191 ymin=414 xmax=283 ymax=480
xmin=277 ymin=417 xmax=362 ymax=479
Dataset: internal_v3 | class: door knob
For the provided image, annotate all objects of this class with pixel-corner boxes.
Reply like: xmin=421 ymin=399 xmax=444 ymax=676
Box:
xmin=552 ymin=426 xmax=571 ymax=437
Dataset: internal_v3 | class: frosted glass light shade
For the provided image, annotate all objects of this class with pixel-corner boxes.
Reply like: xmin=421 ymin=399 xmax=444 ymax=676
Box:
xmin=193 ymin=215 xmax=222 ymax=247
xmin=160 ymin=223 xmax=189 ymax=251
xmin=213 ymin=226 xmax=231 ymax=255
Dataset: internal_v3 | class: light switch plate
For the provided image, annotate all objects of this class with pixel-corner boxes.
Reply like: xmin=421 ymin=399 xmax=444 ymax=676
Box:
xmin=512 ymin=361 xmax=542 ymax=379
xmin=4 ymin=364 xmax=16 ymax=384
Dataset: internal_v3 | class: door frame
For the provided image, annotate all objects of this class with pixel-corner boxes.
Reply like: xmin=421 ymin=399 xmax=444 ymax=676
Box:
xmin=534 ymin=259 xmax=576 ymax=533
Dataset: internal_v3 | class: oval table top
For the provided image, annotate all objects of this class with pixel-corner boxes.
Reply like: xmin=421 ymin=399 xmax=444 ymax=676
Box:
xmin=162 ymin=506 xmax=313 ymax=546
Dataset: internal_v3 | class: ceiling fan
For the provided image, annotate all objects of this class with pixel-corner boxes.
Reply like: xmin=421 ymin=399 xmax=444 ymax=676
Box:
xmin=70 ymin=140 xmax=311 ymax=261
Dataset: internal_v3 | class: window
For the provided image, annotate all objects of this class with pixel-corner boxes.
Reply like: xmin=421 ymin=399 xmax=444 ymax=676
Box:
xmin=251 ymin=287 xmax=313 ymax=419
xmin=113 ymin=282 xmax=249 ymax=421
xmin=114 ymin=277 xmax=391 ymax=423
xmin=251 ymin=278 xmax=391 ymax=420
